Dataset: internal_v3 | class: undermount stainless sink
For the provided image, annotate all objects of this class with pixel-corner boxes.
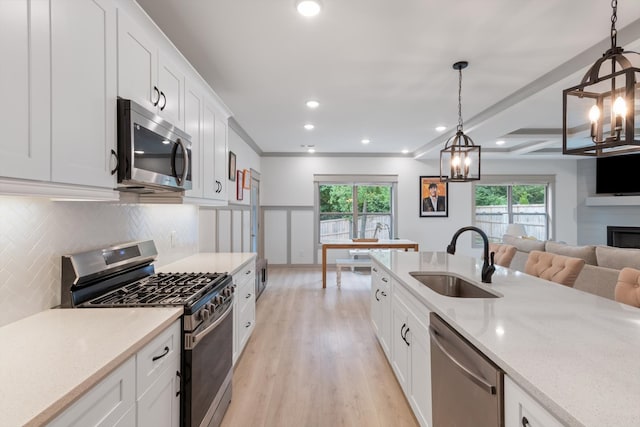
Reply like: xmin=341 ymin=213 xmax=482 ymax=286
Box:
xmin=409 ymin=273 xmax=501 ymax=298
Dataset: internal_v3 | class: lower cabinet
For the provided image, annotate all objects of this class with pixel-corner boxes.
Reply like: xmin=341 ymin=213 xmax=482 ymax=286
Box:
xmin=370 ymin=264 xmax=391 ymax=357
xmin=233 ymin=259 xmax=256 ymax=365
xmin=504 ymin=376 xmax=563 ymax=427
xmin=371 ymin=260 xmax=432 ymax=427
xmin=47 ymin=319 xmax=181 ymax=427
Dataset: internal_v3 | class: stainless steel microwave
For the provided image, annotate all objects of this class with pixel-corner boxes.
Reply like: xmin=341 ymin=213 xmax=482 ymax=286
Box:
xmin=116 ymin=98 xmax=192 ymax=193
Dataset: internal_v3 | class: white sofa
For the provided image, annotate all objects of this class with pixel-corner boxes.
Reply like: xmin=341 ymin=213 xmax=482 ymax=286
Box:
xmin=503 ymin=235 xmax=640 ymax=301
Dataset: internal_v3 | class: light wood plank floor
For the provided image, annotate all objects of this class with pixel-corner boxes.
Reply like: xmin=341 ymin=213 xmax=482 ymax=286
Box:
xmin=221 ymin=267 xmax=418 ymax=427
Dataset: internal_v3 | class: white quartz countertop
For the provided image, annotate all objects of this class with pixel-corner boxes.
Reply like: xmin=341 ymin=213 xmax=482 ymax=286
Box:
xmin=0 ymin=307 xmax=182 ymax=427
xmin=372 ymin=250 xmax=640 ymax=427
xmin=158 ymin=252 xmax=256 ymax=275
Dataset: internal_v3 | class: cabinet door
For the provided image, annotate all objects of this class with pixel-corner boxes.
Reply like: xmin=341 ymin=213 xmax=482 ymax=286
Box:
xmin=0 ymin=0 xmax=50 ymax=180
xmin=213 ymin=116 xmax=228 ymax=200
xmin=117 ymin=10 xmax=158 ymax=112
xmin=185 ymin=82 xmax=203 ymax=198
xmin=157 ymin=52 xmax=185 ymax=129
xmin=47 ymin=357 xmax=135 ymax=427
xmin=408 ymin=313 xmax=432 ymax=427
xmin=202 ymin=100 xmax=217 ymax=199
xmin=370 ymin=267 xmax=383 ymax=336
xmin=137 ymin=365 xmax=181 ymax=427
xmin=504 ymin=376 xmax=563 ymax=427
xmin=391 ymin=295 xmax=410 ymax=393
xmin=378 ymin=277 xmax=391 ymax=357
xmin=50 ymin=0 xmax=116 ymax=188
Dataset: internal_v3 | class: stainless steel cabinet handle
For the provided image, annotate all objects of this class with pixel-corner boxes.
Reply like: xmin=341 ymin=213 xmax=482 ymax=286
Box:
xmin=429 ymin=326 xmax=496 ymax=394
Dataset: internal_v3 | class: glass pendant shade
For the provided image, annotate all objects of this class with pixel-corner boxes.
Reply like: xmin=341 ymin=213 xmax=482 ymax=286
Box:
xmin=562 ymin=1 xmax=640 ymax=157
xmin=440 ymin=130 xmax=481 ymax=182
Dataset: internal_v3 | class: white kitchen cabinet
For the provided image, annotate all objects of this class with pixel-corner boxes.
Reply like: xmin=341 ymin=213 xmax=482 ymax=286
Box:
xmin=0 ymin=0 xmax=50 ymax=181
xmin=387 ymin=278 xmax=432 ymax=427
xmin=47 ymin=357 xmax=136 ymax=427
xmin=202 ymin=97 xmax=228 ymax=201
xmin=504 ymin=376 xmax=563 ymax=427
xmin=51 ymin=0 xmax=117 ymax=189
xmin=117 ymin=10 xmax=184 ymax=129
xmin=185 ymin=81 xmax=204 ymax=199
xmin=1 ymin=0 xmax=117 ymax=191
xmin=47 ymin=319 xmax=180 ymax=427
xmin=233 ymin=259 xmax=256 ymax=365
xmin=370 ymin=263 xmax=391 ymax=357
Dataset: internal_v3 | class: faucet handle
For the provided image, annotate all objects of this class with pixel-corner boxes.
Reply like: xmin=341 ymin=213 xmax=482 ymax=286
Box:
xmin=489 ymin=251 xmax=495 ymax=265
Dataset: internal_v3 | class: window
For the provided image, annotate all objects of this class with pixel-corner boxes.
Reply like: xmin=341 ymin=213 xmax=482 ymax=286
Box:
xmin=473 ymin=176 xmax=553 ymax=244
xmin=315 ymin=176 xmax=396 ymax=243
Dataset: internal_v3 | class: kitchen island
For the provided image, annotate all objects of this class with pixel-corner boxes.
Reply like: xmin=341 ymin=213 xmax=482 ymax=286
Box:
xmin=372 ymin=250 xmax=640 ymax=427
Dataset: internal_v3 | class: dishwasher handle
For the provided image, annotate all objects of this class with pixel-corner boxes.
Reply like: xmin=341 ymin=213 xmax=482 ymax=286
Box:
xmin=429 ymin=325 xmax=496 ymax=395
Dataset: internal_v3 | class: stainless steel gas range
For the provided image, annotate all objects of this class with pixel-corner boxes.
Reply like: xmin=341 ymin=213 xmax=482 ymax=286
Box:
xmin=61 ymin=240 xmax=234 ymax=427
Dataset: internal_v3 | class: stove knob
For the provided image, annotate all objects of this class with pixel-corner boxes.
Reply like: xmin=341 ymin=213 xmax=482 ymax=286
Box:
xmin=201 ymin=308 xmax=210 ymax=320
xmin=215 ymin=296 xmax=224 ymax=305
xmin=223 ymin=287 xmax=232 ymax=297
xmin=205 ymin=303 xmax=214 ymax=312
xmin=230 ymin=285 xmax=236 ymax=293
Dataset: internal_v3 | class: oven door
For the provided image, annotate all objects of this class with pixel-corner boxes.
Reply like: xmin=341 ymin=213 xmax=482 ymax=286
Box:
xmin=183 ymin=303 xmax=233 ymax=427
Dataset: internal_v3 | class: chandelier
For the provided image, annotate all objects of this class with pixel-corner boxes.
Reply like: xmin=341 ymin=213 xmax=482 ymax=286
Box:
xmin=563 ymin=0 xmax=640 ymax=156
xmin=440 ymin=61 xmax=481 ymax=182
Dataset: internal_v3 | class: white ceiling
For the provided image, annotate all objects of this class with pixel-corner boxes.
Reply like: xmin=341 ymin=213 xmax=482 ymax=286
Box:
xmin=135 ymin=0 xmax=640 ymax=159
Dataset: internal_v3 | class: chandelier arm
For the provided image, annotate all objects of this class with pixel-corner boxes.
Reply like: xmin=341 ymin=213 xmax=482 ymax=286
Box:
xmin=581 ymin=52 xmax=633 ymax=85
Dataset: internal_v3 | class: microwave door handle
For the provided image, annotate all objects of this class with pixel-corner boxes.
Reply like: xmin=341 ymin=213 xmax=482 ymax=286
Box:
xmin=179 ymin=138 xmax=189 ymax=186
xmin=170 ymin=141 xmax=180 ymax=185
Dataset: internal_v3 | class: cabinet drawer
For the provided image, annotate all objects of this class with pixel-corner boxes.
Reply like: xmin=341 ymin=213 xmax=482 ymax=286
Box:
xmin=234 ymin=262 xmax=255 ymax=287
xmin=237 ymin=279 xmax=255 ymax=313
xmin=238 ymin=297 xmax=256 ymax=349
xmin=47 ymin=357 xmax=135 ymax=427
xmin=136 ymin=320 xmax=181 ymax=398
xmin=504 ymin=376 xmax=563 ymax=427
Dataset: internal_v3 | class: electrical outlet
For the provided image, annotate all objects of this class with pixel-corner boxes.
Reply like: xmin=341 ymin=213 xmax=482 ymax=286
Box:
xmin=170 ymin=230 xmax=177 ymax=248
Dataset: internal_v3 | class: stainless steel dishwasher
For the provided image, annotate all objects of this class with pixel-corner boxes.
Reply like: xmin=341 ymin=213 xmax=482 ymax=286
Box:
xmin=429 ymin=313 xmax=504 ymax=426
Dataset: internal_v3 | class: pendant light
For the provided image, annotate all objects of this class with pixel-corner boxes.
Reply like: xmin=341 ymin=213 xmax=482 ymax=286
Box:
xmin=440 ymin=61 xmax=481 ymax=182
xmin=563 ymin=0 xmax=640 ymax=156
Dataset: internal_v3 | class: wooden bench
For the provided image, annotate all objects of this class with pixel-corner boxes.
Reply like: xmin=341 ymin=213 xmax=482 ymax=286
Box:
xmin=335 ymin=258 xmax=372 ymax=286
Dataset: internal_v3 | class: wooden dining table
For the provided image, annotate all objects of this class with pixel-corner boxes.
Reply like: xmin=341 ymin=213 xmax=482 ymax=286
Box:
xmin=321 ymin=239 xmax=419 ymax=288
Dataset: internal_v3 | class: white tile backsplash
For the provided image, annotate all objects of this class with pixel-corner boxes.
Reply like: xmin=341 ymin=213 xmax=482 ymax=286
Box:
xmin=0 ymin=197 xmax=198 ymax=326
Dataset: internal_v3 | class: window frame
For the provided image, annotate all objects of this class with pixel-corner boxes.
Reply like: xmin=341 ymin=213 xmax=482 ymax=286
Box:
xmin=314 ymin=175 xmax=398 ymax=245
xmin=472 ymin=175 xmax=555 ymax=244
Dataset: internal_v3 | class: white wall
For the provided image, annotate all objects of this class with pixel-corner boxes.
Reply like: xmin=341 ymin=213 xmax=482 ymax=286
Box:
xmin=0 ymin=197 xmax=198 ymax=326
xmin=576 ymin=159 xmax=640 ymax=245
xmin=261 ymin=156 xmax=579 ymax=262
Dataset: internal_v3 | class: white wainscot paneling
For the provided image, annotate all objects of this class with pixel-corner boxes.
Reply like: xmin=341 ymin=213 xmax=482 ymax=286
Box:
xmin=291 ymin=211 xmax=314 ymax=264
xmin=218 ymin=210 xmax=232 ymax=252
xmin=232 ymin=210 xmax=242 ymax=252
xmin=242 ymin=210 xmax=250 ymax=252
xmin=264 ymin=210 xmax=287 ymax=264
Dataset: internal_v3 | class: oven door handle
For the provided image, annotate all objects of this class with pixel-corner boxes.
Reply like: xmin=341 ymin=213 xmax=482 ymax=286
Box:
xmin=185 ymin=303 xmax=232 ymax=350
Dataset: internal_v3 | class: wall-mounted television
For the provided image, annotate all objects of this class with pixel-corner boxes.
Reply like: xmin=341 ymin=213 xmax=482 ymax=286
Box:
xmin=596 ymin=152 xmax=640 ymax=195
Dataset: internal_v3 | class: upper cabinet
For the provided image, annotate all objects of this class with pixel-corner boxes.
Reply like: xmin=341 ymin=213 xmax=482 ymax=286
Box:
xmin=202 ymin=97 xmax=228 ymax=202
xmin=51 ymin=0 xmax=118 ymax=189
xmin=0 ymin=0 xmax=117 ymax=192
xmin=117 ymin=11 xmax=184 ymax=129
xmin=0 ymin=0 xmax=50 ymax=181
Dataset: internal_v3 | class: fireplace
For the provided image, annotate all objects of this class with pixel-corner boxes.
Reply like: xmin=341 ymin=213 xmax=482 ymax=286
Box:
xmin=607 ymin=226 xmax=640 ymax=249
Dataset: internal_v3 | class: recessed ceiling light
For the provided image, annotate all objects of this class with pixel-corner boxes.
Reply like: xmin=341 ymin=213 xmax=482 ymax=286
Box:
xmin=296 ymin=0 xmax=322 ymax=17
xmin=306 ymin=100 xmax=319 ymax=109
xmin=162 ymin=140 xmax=170 ymax=145
xmin=134 ymin=150 xmax=145 ymax=154
xmin=496 ymin=140 xmax=506 ymax=145
xmin=304 ymin=123 xmax=315 ymax=130
xmin=401 ymin=149 xmax=409 ymax=154
xmin=435 ymin=126 xmax=447 ymax=132
xmin=308 ymin=148 xmax=316 ymax=153
xmin=361 ymin=139 xmax=370 ymax=144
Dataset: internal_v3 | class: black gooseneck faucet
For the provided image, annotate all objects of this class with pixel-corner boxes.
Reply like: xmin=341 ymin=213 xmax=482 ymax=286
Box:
xmin=446 ymin=226 xmax=496 ymax=283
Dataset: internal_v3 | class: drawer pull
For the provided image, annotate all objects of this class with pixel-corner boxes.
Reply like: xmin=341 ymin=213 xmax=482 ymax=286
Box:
xmin=521 ymin=417 xmax=530 ymax=427
xmin=245 ymin=270 xmax=252 ymax=275
xmin=152 ymin=346 xmax=170 ymax=362
xmin=246 ymin=293 xmax=252 ymax=299
xmin=245 ymin=321 xmax=252 ymax=328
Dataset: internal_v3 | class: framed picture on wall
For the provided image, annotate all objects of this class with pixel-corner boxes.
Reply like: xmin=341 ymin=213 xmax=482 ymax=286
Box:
xmin=242 ymin=169 xmax=250 ymax=189
xmin=229 ymin=151 xmax=236 ymax=181
xmin=419 ymin=176 xmax=448 ymax=217
xmin=236 ymin=170 xmax=244 ymax=200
